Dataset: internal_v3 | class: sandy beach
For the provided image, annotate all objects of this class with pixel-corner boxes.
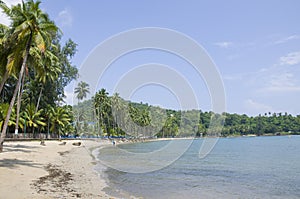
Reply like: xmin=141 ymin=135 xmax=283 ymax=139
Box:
xmin=0 ymin=139 xmax=115 ymax=199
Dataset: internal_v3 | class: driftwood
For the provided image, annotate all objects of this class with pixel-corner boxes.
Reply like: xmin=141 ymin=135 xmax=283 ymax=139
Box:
xmin=72 ymin=142 xmax=81 ymax=146
xmin=59 ymin=141 xmax=67 ymax=146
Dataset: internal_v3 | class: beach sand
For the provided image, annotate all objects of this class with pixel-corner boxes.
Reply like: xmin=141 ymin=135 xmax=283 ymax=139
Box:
xmin=0 ymin=139 xmax=115 ymax=199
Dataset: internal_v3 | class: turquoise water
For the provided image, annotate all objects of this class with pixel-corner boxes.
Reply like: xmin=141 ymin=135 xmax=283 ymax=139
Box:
xmin=96 ymin=136 xmax=300 ymax=198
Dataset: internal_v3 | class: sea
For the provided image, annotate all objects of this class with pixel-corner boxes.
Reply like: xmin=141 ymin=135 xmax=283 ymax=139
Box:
xmin=94 ymin=136 xmax=300 ymax=199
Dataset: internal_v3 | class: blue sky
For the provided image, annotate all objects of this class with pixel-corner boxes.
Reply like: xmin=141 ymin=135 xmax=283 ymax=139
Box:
xmin=1 ymin=0 xmax=300 ymax=115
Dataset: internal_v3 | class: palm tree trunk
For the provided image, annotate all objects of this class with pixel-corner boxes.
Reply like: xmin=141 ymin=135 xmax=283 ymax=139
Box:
xmin=0 ymin=70 xmax=9 ymax=94
xmin=15 ymin=72 xmax=25 ymax=136
xmin=35 ymin=86 xmax=43 ymax=113
xmin=0 ymin=35 xmax=32 ymax=152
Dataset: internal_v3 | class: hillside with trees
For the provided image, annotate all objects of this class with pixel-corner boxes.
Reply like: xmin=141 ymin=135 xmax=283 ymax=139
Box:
xmin=73 ymin=89 xmax=300 ymax=138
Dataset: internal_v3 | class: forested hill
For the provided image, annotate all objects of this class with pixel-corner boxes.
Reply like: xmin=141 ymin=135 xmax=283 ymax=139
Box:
xmin=73 ymin=89 xmax=300 ymax=138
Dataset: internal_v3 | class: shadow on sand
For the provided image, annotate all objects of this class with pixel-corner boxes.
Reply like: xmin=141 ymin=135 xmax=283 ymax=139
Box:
xmin=0 ymin=158 xmax=42 ymax=169
xmin=3 ymin=144 xmax=40 ymax=153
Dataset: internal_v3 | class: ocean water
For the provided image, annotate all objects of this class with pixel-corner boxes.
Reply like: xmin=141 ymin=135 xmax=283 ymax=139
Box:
xmin=95 ymin=136 xmax=300 ymax=199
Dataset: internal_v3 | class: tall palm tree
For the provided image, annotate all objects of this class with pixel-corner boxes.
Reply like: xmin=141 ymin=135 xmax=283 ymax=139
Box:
xmin=74 ymin=81 xmax=90 ymax=103
xmin=94 ymin=88 xmax=110 ymax=136
xmin=111 ymin=92 xmax=122 ymax=135
xmin=0 ymin=23 xmax=10 ymax=93
xmin=0 ymin=0 xmax=58 ymax=152
xmin=74 ymin=81 xmax=89 ymax=134
xmin=33 ymin=47 xmax=61 ymax=112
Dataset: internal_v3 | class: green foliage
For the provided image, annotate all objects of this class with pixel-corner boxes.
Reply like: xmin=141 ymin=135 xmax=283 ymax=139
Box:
xmin=74 ymin=81 xmax=90 ymax=101
xmin=0 ymin=0 xmax=78 ymax=139
xmin=24 ymin=103 xmax=46 ymax=133
xmin=49 ymin=106 xmax=73 ymax=137
xmin=0 ymin=103 xmax=15 ymax=128
xmin=75 ymin=88 xmax=300 ymax=138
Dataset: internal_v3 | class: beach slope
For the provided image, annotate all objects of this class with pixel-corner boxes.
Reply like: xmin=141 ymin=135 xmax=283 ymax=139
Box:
xmin=0 ymin=140 xmax=113 ymax=199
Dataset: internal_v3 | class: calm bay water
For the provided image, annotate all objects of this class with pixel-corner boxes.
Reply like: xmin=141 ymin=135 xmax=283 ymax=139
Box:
xmin=96 ymin=136 xmax=300 ymax=199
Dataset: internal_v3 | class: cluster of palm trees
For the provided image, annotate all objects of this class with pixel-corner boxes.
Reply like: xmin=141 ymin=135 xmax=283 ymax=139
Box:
xmin=74 ymin=88 xmax=178 ymax=138
xmin=0 ymin=0 xmax=78 ymax=151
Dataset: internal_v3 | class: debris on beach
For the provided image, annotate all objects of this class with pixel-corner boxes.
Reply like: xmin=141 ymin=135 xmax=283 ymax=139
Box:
xmin=32 ymin=164 xmax=80 ymax=198
xmin=72 ymin=142 xmax=81 ymax=146
xmin=40 ymin=140 xmax=46 ymax=146
xmin=59 ymin=141 xmax=67 ymax=146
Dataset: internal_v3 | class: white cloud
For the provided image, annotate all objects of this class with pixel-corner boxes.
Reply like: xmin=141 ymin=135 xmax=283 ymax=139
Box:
xmin=244 ymin=99 xmax=274 ymax=114
xmin=258 ymin=71 xmax=300 ymax=93
xmin=57 ymin=8 xmax=73 ymax=28
xmin=269 ymin=73 xmax=294 ymax=87
xmin=274 ymin=35 xmax=300 ymax=45
xmin=0 ymin=0 xmax=22 ymax=26
xmin=280 ymin=51 xmax=300 ymax=66
xmin=214 ymin=41 xmax=233 ymax=48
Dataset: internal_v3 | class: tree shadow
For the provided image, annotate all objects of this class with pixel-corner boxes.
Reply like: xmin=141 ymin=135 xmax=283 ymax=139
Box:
xmin=3 ymin=144 xmax=40 ymax=153
xmin=6 ymin=144 xmax=40 ymax=149
xmin=0 ymin=158 xmax=42 ymax=169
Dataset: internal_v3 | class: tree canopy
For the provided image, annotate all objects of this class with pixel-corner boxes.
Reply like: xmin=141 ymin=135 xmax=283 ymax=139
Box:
xmin=0 ymin=0 xmax=78 ymax=151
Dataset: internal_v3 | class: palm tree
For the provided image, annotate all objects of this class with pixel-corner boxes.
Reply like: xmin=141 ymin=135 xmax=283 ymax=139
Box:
xmin=33 ymin=47 xmax=61 ymax=112
xmin=74 ymin=81 xmax=90 ymax=103
xmin=94 ymin=88 xmax=110 ymax=136
xmin=0 ymin=103 xmax=15 ymax=131
xmin=49 ymin=106 xmax=71 ymax=139
xmin=0 ymin=23 xmax=11 ymax=94
xmin=0 ymin=0 xmax=58 ymax=152
xmin=111 ymin=93 xmax=123 ymax=135
xmin=74 ymin=81 xmax=89 ymax=134
xmin=24 ymin=103 xmax=46 ymax=136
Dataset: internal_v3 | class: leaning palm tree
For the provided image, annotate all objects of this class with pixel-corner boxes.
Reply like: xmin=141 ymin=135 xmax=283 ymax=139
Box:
xmin=74 ymin=81 xmax=90 ymax=103
xmin=0 ymin=0 xmax=58 ymax=152
xmin=0 ymin=23 xmax=11 ymax=93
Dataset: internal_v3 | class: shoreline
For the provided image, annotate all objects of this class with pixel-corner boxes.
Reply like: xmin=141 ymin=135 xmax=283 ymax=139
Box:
xmin=2 ymin=135 xmax=295 ymax=198
xmin=0 ymin=139 xmax=116 ymax=199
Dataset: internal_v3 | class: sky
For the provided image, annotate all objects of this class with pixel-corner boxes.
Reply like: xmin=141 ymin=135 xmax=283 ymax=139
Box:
xmin=1 ymin=0 xmax=300 ymax=116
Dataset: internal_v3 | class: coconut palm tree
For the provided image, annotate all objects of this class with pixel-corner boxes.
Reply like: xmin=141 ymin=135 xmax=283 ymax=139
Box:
xmin=74 ymin=81 xmax=89 ymax=134
xmin=33 ymin=47 xmax=61 ymax=112
xmin=0 ymin=103 xmax=15 ymax=131
xmin=0 ymin=0 xmax=58 ymax=152
xmin=24 ymin=103 xmax=46 ymax=136
xmin=111 ymin=92 xmax=122 ymax=135
xmin=94 ymin=88 xmax=110 ymax=136
xmin=74 ymin=81 xmax=90 ymax=103
xmin=0 ymin=23 xmax=11 ymax=94
xmin=49 ymin=106 xmax=71 ymax=139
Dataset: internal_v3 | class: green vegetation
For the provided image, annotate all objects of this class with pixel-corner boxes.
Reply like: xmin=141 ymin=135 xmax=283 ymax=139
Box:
xmin=74 ymin=89 xmax=300 ymax=138
xmin=0 ymin=0 xmax=77 ymax=151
